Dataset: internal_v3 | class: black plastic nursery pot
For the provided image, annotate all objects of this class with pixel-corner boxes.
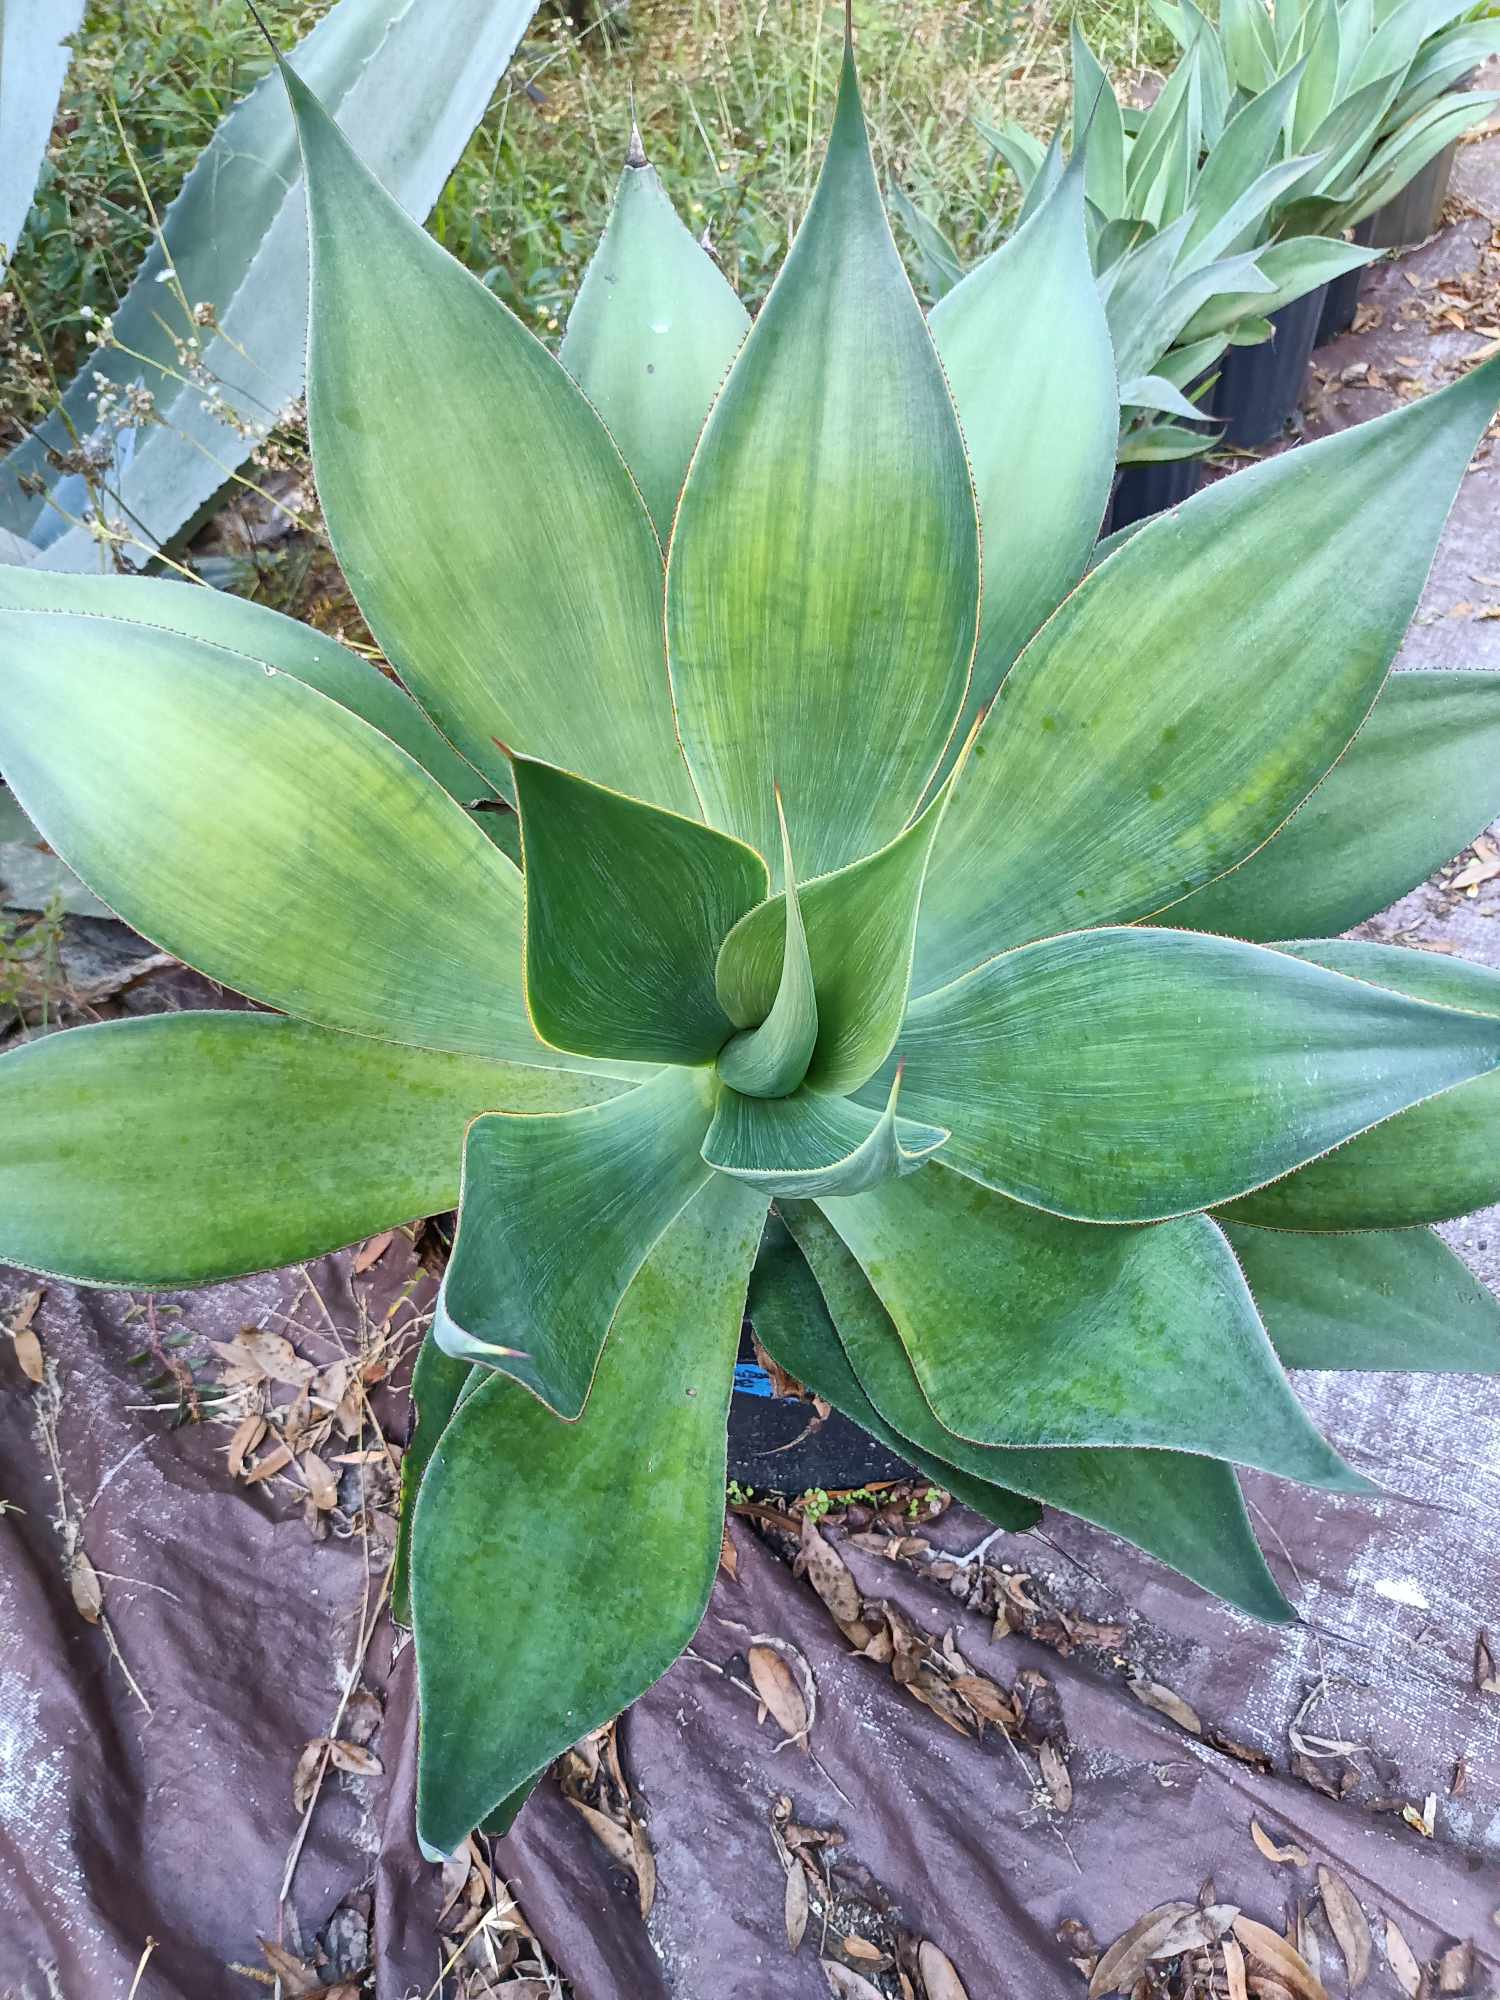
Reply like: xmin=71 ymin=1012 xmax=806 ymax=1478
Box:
xmin=1105 ymin=453 xmax=1206 ymax=532
xmin=1367 ymin=138 xmax=1458 ymax=250
xmin=1315 ymin=216 xmax=1378 ymax=344
xmin=726 ymin=1318 xmax=912 ymax=1493
xmin=1212 ymin=284 xmax=1328 ymax=447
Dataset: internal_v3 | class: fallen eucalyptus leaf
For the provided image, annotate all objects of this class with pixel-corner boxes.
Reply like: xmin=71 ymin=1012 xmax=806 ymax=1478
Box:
xmin=1316 ymin=1866 xmax=1371 ymax=1989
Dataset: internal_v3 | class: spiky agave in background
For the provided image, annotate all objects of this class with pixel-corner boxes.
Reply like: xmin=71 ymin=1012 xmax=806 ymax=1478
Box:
xmin=2 ymin=17 xmax=1500 ymax=1857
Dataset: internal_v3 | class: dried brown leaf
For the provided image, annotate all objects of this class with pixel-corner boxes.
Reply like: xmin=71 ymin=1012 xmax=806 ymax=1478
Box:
xmin=227 ymin=1413 xmax=267 ymax=1479
xmin=1039 ymin=1740 xmax=1073 ymax=1812
xmin=1223 ymin=1936 xmax=1249 ymax=2000
xmin=1251 ymin=1818 xmax=1309 ymax=1867
xmin=328 ymin=1740 xmax=383 ymax=1778
xmin=821 ymin=1962 xmax=884 ymax=2000
xmin=719 ymin=1525 xmax=738 ymax=1580
xmin=1089 ymin=1904 xmax=1197 ymax=1997
xmin=243 ymin=1441 xmax=294 ymax=1485
xmin=917 ymin=1939 xmax=970 ymax=1999
xmin=799 ymin=1515 xmax=863 ymax=1625
xmin=950 ymin=1674 xmax=1017 ymax=1729
xmin=8 ymin=1291 xmax=43 ymax=1385
xmin=351 ymin=1229 xmax=395 ymax=1274
xmin=69 ymin=1549 xmax=102 ymax=1624
xmin=258 ymin=1940 xmax=321 ymax=1995
xmin=1126 ymin=1672 xmax=1201 ymax=1734
xmin=301 ymin=1451 xmax=339 ymax=1512
xmin=842 ymin=1935 xmax=885 ymax=1964
xmin=1435 ymin=1939 xmax=1475 ymax=1993
xmin=1149 ymin=1906 xmax=1240 ymax=1959
xmin=1316 ymin=1866 xmax=1370 ymax=1989
xmin=1231 ymin=1915 xmax=1330 ymax=2000
xmin=1473 ymin=1630 xmax=1500 ymax=1695
xmin=630 ymin=1816 xmax=657 ymax=1920
xmin=1383 ymin=1918 xmax=1422 ymax=1998
xmin=748 ymin=1643 xmax=811 ymax=1748
xmin=293 ymin=1737 xmax=328 ymax=1812
xmin=209 ymin=1328 xmax=315 ymax=1387
xmin=785 ymin=1860 xmax=809 ymax=1952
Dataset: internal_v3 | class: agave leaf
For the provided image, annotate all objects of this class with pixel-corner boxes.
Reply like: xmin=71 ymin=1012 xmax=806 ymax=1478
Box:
xmin=1225 ymin=1222 xmax=1500 ymax=1373
xmin=1118 ymin=374 xmax=1219 ymax=423
xmin=434 ymin=1067 xmax=716 ymax=1418
xmin=930 ymin=160 xmax=1116 ymax=737
xmin=0 ymin=0 xmax=85 ymax=280
xmin=1336 ymin=91 xmax=1500 ymax=230
xmin=393 ymin=1333 xmax=473 ymax=1628
xmin=0 ymin=1012 xmax=623 ymax=1289
xmin=414 ymin=1173 xmax=766 ymax=1855
xmin=716 ymin=793 xmax=818 ymax=1098
xmin=884 ymin=927 xmax=1500 ymax=1224
xmin=1181 ymin=64 xmax=1307 ymax=253
xmin=1 ymin=0 xmax=539 ymax=565
xmin=1167 ymin=671 xmax=1500 ymax=939
xmin=559 ymin=146 xmax=749 ymax=541
xmin=1222 ymin=0 xmax=1279 ymax=89
xmin=772 ymin=1205 xmax=1294 ymax=1621
xmin=719 ymin=783 xmax=960 ymax=1098
xmin=886 ymin=183 xmax=965 ymax=301
xmin=511 ymin=752 xmax=767 ymax=1066
xmin=914 ymin=354 xmax=1500 ymax=993
xmin=1180 ymin=235 xmax=1380 ymax=340
xmin=0 ymin=783 xmax=106 ymax=917
xmin=1186 ymin=153 xmax=1327 ymax=265
xmin=0 ymin=610 xmax=586 ymax=1062
xmin=1392 ymin=24 xmax=1500 ymax=124
xmin=666 ymin=38 xmax=979 ymax=880
xmin=972 ymin=114 xmax=1048 ymax=196
xmin=1071 ymin=26 xmax=1128 ymax=217
xmin=284 ymin=62 xmax=695 ymax=816
xmin=1219 ymin=942 xmax=1500 ymax=1229
xmin=0 ymin=569 xmax=483 ymax=802
xmin=748 ymin=1216 xmax=1042 ymax=1527
xmin=702 ymin=1072 xmax=947 ymax=1198
xmin=818 ymin=1164 xmax=1365 ymax=1489
xmin=1292 ymin=0 xmax=1345 ymax=148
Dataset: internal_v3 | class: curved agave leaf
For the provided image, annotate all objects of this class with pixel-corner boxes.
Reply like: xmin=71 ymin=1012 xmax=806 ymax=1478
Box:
xmin=434 ymin=1067 xmax=715 ymax=1418
xmin=0 ymin=569 xmax=483 ymax=803
xmin=769 ymin=1206 xmax=1294 ymax=1621
xmin=559 ymin=143 xmax=749 ymax=541
xmin=1219 ymin=942 xmax=1500 ymax=1228
xmin=716 ymin=793 xmax=818 ymax=1097
xmin=0 ymin=0 xmax=85 ymax=280
xmin=1167 ymin=671 xmax=1500 ymax=939
xmin=414 ymin=1173 xmax=766 ymax=1856
xmin=702 ymin=1073 xmax=947 ymax=1198
xmin=930 ymin=159 xmax=1116 ymax=740
xmin=914 ymin=353 xmax=1500 ymax=995
xmin=0 ymin=611 xmax=559 ymax=1061
xmin=1071 ymin=27 xmax=1128 ymax=217
xmin=749 ymin=1216 xmax=1041 ymax=1527
xmin=818 ymin=1163 xmax=1366 ymax=1488
xmin=284 ymin=62 xmax=695 ymax=814
xmin=1225 ymin=1221 xmax=1500 ymax=1372
xmin=1 ymin=0 xmax=539 ymax=566
xmin=884 ymin=927 xmax=1500 ymax=1224
xmin=511 ymin=752 xmax=767 ymax=1065
xmin=0 ymin=1012 xmax=623 ymax=1288
xmin=393 ymin=1332 xmax=472 ymax=1628
xmin=666 ymin=37 xmax=979 ymax=880
xmin=717 ymin=746 xmax=971 ymax=1097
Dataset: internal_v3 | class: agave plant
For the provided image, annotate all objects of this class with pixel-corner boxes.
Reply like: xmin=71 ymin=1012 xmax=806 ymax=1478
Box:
xmin=3 ymin=24 xmax=1500 ymax=1861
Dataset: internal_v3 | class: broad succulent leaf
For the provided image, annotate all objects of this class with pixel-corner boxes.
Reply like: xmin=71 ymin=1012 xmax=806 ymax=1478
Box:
xmin=0 ymin=568 xmax=483 ymax=803
xmin=0 ymin=611 xmax=558 ymax=1060
xmin=1225 ymin=1222 xmax=1500 ymax=1373
xmin=0 ymin=0 xmax=85 ymax=280
xmin=1070 ymin=27 xmax=1128 ymax=216
xmin=434 ymin=1067 xmax=717 ymax=1417
xmin=716 ymin=747 xmax=969 ymax=1096
xmin=1168 ymin=671 xmax=1500 ymax=939
xmin=914 ymin=355 xmax=1500 ymax=994
xmin=285 ymin=63 xmax=696 ymax=815
xmin=769 ymin=1207 xmax=1295 ymax=1621
xmin=559 ymin=144 xmax=750 ymax=541
xmin=511 ymin=751 xmax=767 ymax=1065
xmin=702 ymin=1073 xmax=948 ymax=1198
xmin=818 ymin=1164 xmax=1366 ymax=1488
xmin=414 ymin=1174 xmax=766 ymax=1855
xmin=0 ymin=0 xmax=539 ymax=566
xmin=393 ymin=1333 xmax=472 ymax=1628
xmin=1220 ymin=943 xmax=1500 ymax=1229
xmin=715 ymin=795 xmax=819 ymax=1097
xmin=930 ymin=160 xmax=1117 ymax=732
xmin=0 ymin=1012 xmax=622 ymax=1288
xmin=666 ymin=38 xmax=980 ymax=880
xmin=885 ymin=928 xmax=1500 ymax=1223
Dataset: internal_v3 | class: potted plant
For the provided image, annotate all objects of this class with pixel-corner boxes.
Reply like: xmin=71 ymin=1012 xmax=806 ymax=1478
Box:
xmin=3 ymin=23 xmax=1499 ymax=1861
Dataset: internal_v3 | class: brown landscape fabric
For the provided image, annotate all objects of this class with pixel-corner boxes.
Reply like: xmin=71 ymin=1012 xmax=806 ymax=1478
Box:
xmin=4 ymin=104 xmax=1500 ymax=2000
